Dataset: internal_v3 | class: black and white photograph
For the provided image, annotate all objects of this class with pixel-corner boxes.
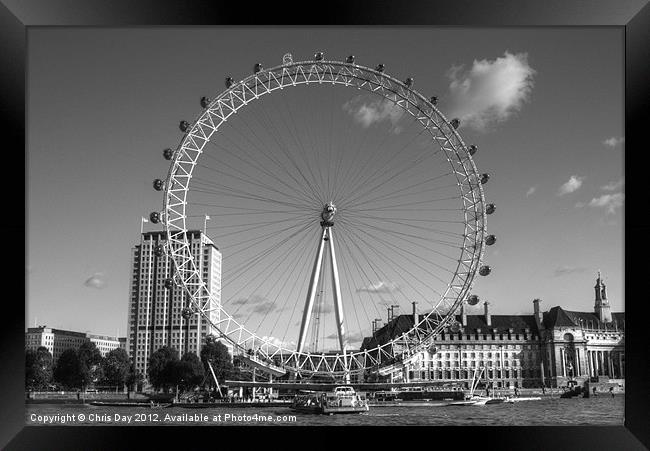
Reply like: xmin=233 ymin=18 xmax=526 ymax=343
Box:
xmin=4 ymin=0 xmax=649 ymax=447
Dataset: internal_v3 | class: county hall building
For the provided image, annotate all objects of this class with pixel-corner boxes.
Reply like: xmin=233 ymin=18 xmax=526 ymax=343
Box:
xmin=361 ymin=272 xmax=624 ymax=388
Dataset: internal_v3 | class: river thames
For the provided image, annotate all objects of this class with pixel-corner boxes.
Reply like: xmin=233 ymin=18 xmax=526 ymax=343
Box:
xmin=26 ymin=395 xmax=623 ymax=426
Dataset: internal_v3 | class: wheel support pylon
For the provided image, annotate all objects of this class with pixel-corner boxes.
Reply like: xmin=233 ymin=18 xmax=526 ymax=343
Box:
xmin=297 ymin=203 xmax=349 ymax=383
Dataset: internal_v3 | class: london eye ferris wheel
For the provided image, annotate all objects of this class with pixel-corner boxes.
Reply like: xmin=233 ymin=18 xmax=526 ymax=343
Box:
xmin=149 ymin=52 xmax=496 ymax=380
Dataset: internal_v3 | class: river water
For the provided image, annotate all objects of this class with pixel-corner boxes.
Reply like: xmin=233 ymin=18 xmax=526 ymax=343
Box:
xmin=26 ymin=395 xmax=623 ymax=426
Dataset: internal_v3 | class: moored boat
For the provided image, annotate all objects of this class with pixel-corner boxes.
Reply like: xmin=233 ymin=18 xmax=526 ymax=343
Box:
xmin=291 ymin=386 xmax=369 ymax=415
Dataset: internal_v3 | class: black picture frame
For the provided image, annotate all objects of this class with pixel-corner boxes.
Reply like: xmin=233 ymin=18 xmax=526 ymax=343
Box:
xmin=3 ymin=0 xmax=648 ymax=448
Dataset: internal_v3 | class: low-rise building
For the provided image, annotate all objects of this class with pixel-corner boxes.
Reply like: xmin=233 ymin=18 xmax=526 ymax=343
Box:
xmin=360 ymin=273 xmax=624 ymax=388
xmin=25 ymin=326 xmax=126 ymax=362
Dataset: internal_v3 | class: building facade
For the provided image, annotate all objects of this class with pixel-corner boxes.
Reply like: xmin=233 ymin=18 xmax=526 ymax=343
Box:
xmin=361 ymin=273 xmax=624 ymax=388
xmin=127 ymin=230 xmax=222 ymax=379
xmin=25 ymin=327 xmax=123 ymax=362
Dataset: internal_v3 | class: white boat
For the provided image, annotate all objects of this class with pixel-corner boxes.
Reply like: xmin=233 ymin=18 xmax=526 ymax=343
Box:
xmin=464 ymin=368 xmax=507 ymax=405
xmin=291 ymin=386 xmax=369 ymax=415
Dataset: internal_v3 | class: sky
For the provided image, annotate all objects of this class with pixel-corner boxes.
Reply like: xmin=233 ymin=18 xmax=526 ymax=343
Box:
xmin=27 ymin=27 xmax=624 ymax=348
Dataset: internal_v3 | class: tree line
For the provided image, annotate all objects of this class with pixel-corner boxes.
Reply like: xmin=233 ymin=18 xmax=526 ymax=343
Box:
xmin=25 ymin=335 xmax=243 ymax=393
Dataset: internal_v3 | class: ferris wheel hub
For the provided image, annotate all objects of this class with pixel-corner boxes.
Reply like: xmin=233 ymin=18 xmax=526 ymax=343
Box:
xmin=320 ymin=201 xmax=337 ymax=226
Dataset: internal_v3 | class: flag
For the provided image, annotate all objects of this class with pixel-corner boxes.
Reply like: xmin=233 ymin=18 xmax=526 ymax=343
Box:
xmin=142 ymin=217 xmax=149 ymax=223
xmin=205 ymin=215 xmax=211 ymax=220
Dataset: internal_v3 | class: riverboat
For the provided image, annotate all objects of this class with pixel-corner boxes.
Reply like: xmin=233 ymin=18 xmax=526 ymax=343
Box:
xmin=291 ymin=386 xmax=369 ymax=415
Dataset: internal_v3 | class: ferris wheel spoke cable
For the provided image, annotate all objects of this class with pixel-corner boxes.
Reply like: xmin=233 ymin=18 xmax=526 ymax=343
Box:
xmin=243 ymin=225 xmax=317 ymax=329
xmin=333 ymin=225 xmax=388 ymax=327
xmin=321 ymin=229 xmax=369 ymax=341
xmin=203 ymin=215 xmax=315 ymax=243
xmin=330 ymin=101 xmax=388 ymax=202
xmin=226 ymin=226 xmax=316 ymax=322
xmin=212 ymin=120 xmax=322 ymax=206
xmin=203 ymin=213 xmax=315 ymax=232
xmin=333 ymin=223 xmax=404 ymax=310
xmin=337 ymin=219 xmax=453 ymax=291
xmin=341 ymin=136 xmax=442 ymax=210
xmin=337 ymin=113 xmax=425 ymax=202
xmin=267 ymin=235 xmax=315 ymax=343
xmin=194 ymin=156 xmax=313 ymax=206
xmin=336 ymin=221 xmax=441 ymax=304
xmin=251 ymin=95 xmax=327 ymax=202
xmin=198 ymin=138 xmax=318 ymax=206
xmin=200 ymin=138 xmax=312 ymax=203
xmin=340 ymin=214 xmax=464 ymax=244
xmin=270 ymin=92 xmax=329 ymax=204
xmin=220 ymin=220 xmax=316 ymax=281
xmin=338 ymin=216 xmax=462 ymax=263
xmin=344 ymin=184 xmax=461 ymax=215
xmin=342 ymin=211 xmax=465 ymax=237
xmin=190 ymin=181 xmax=311 ymax=212
xmin=189 ymin=183 xmax=312 ymax=211
xmin=346 ymin=170 xmax=455 ymax=209
xmin=222 ymin=218 xmax=314 ymax=280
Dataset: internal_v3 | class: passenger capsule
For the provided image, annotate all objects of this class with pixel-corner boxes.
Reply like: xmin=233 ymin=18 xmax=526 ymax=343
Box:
xmin=153 ymin=245 xmax=164 ymax=257
xmin=486 ymin=203 xmax=496 ymax=215
xmin=428 ymin=345 xmax=437 ymax=355
xmin=163 ymin=148 xmax=174 ymax=160
xmin=254 ymin=63 xmax=263 ymax=73
xmin=467 ymin=294 xmax=480 ymax=306
xmin=404 ymin=77 xmax=414 ymax=88
xmin=346 ymin=55 xmax=355 ymax=64
xmin=450 ymin=322 xmax=461 ymax=333
xmin=375 ymin=64 xmax=385 ymax=73
xmin=450 ymin=118 xmax=461 ymax=129
xmin=479 ymin=265 xmax=492 ymax=276
xmin=153 ymin=179 xmax=164 ymax=191
xmin=179 ymin=121 xmax=190 ymax=132
xmin=149 ymin=212 xmax=160 ymax=224
xmin=200 ymin=96 xmax=211 ymax=108
xmin=430 ymin=96 xmax=438 ymax=106
xmin=225 ymin=76 xmax=234 ymax=88
xmin=485 ymin=235 xmax=497 ymax=246
xmin=314 ymin=52 xmax=324 ymax=61
xmin=468 ymin=145 xmax=478 ymax=156
xmin=164 ymin=278 xmax=174 ymax=289
xmin=480 ymin=173 xmax=490 ymax=185
xmin=181 ymin=307 xmax=192 ymax=319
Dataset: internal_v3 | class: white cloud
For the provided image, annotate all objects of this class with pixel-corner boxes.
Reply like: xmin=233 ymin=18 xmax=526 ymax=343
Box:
xmin=343 ymin=95 xmax=404 ymax=131
xmin=603 ymin=137 xmax=624 ymax=148
xmin=525 ymin=186 xmax=536 ymax=197
xmin=261 ymin=336 xmax=295 ymax=349
xmin=558 ymin=175 xmax=585 ymax=196
xmin=446 ymin=52 xmax=536 ymax=131
xmin=587 ymin=193 xmax=624 ymax=214
xmin=326 ymin=331 xmax=367 ymax=345
xmin=84 ymin=272 xmax=107 ymax=289
xmin=230 ymin=295 xmax=282 ymax=314
xmin=356 ymin=281 xmax=400 ymax=294
xmin=553 ymin=266 xmax=587 ymax=277
xmin=601 ymin=179 xmax=624 ymax=192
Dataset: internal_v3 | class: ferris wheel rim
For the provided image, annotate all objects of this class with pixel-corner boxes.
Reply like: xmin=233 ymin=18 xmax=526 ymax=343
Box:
xmin=160 ymin=56 xmax=488 ymax=376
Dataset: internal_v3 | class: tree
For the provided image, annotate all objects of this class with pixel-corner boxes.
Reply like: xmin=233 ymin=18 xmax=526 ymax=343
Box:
xmin=174 ymin=352 xmax=205 ymax=391
xmin=125 ymin=363 xmax=144 ymax=392
xmin=101 ymin=348 xmax=131 ymax=389
xmin=200 ymin=337 xmax=234 ymax=386
xmin=148 ymin=346 xmax=179 ymax=392
xmin=54 ymin=349 xmax=82 ymax=389
xmin=77 ymin=342 xmax=103 ymax=390
xmin=25 ymin=347 xmax=53 ymax=390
